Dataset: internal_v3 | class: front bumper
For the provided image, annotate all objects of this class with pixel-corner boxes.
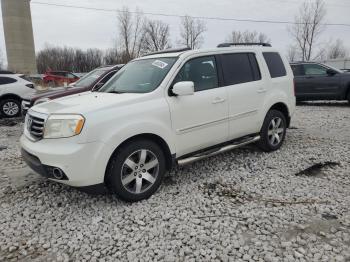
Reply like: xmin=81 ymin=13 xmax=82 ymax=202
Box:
xmin=20 ymin=134 xmax=110 ymax=189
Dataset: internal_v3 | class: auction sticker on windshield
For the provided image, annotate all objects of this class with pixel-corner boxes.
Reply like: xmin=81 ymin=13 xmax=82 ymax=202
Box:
xmin=152 ymin=60 xmax=168 ymax=69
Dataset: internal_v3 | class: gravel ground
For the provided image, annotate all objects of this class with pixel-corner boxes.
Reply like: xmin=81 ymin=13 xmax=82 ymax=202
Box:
xmin=0 ymin=102 xmax=350 ymax=262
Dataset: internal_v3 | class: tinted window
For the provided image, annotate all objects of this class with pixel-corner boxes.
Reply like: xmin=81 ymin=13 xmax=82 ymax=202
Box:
xmin=221 ymin=53 xmax=259 ymax=85
xmin=303 ymin=64 xmax=327 ymax=75
xmin=174 ymin=56 xmax=218 ymax=92
xmin=0 ymin=77 xmax=17 ymax=85
xmin=263 ymin=52 xmax=287 ymax=78
xmin=291 ymin=64 xmax=304 ymax=76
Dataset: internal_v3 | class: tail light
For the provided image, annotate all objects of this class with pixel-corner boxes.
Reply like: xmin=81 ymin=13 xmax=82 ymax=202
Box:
xmin=26 ymin=84 xmax=35 ymax=89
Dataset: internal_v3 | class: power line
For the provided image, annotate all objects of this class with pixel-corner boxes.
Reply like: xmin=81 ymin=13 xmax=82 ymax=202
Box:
xmin=31 ymin=1 xmax=350 ymax=27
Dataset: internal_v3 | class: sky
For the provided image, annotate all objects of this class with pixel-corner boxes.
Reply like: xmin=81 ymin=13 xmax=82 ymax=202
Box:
xmin=0 ymin=0 xmax=350 ymax=65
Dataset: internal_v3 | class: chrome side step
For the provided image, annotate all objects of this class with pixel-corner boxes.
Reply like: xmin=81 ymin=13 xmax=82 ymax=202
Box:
xmin=177 ymin=135 xmax=260 ymax=166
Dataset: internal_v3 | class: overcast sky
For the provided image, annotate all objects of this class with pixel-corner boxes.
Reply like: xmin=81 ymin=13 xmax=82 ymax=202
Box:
xmin=1 ymin=0 xmax=350 ymax=65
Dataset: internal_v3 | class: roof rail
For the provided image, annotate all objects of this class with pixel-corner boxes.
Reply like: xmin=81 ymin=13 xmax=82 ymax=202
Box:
xmin=217 ymin=42 xmax=272 ymax=48
xmin=142 ymin=47 xmax=191 ymax=57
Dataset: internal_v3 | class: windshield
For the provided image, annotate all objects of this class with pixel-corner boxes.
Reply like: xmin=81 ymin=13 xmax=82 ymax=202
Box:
xmin=99 ymin=58 xmax=177 ymax=94
xmin=73 ymin=68 xmax=109 ymax=87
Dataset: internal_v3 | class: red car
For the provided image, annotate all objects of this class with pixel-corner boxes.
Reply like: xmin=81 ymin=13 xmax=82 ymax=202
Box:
xmin=43 ymin=71 xmax=80 ymax=87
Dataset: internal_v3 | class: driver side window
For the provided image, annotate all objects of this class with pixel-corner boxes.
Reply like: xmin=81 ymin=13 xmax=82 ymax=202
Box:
xmin=173 ymin=56 xmax=218 ymax=92
xmin=303 ymin=64 xmax=327 ymax=76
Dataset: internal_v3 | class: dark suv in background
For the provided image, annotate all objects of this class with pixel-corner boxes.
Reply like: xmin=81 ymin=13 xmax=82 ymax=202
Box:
xmin=291 ymin=62 xmax=350 ymax=103
xmin=22 ymin=64 xmax=123 ymax=115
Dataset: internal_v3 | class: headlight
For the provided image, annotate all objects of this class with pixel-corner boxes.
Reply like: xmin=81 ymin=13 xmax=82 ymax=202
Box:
xmin=44 ymin=114 xmax=85 ymax=139
xmin=34 ymin=97 xmax=51 ymax=105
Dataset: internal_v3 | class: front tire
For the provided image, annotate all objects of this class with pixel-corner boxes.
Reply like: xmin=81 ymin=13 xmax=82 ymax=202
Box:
xmin=106 ymin=139 xmax=166 ymax=202
xmin=0 ymin=99 xmax=21 ymax=118
xmin=258 ymin=110 xmax=287 ymax=152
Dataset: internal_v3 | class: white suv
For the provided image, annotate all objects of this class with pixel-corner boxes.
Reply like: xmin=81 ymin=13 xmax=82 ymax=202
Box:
xmin=0 ymin=72 xmax=35 ymax=117
xmin=20 ymin=44 xmax=295 ymax=202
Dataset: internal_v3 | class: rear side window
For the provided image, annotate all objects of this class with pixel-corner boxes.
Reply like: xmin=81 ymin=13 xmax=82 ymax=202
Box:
xmin=221 ymin=53 xmax=261 ymax=85
xmin=263 ymin=52 xmax=287 ymax=78
xmin=0 ymin=77 xmax=17 ymax=85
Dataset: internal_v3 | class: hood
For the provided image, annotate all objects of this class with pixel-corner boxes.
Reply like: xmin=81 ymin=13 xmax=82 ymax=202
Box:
xmin=30 ymin=92 xmax=143 ymax=115
xmin=25 ymin=86 xmax=88 ymax=101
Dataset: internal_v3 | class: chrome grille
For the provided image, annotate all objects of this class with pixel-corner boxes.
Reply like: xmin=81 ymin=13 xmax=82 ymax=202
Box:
xmin=27 ymin=114 xmax=45 ymax=140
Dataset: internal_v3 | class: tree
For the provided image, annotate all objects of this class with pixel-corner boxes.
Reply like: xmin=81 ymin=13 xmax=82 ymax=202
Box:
xmin=142 ymin=19 xmax=171 ymax=53
xmin=225 ymin=30 xmax=270 ymax=44
xmin=117 ymin=7 xmax=144 ymax=61
xmin=179 ymin=16 xmax=207 ymax=49
xmin=289 ymin=0 xmax=326 ymax=61
xmin=36 ymin=45 xmax=104 ymax=73
xmin=327 ymin=39 xmax=347 ymax=59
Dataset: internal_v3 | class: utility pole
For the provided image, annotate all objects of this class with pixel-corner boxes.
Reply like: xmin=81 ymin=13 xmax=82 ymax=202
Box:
xmin=1 ymin=0 xmax=37 ymax=73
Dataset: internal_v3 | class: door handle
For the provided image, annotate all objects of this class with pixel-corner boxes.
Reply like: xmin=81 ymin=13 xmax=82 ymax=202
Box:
xmin=212 ymin=97 xmax=226 ymax=104
xmin=257 ymin=88 xmax=267 ymax=94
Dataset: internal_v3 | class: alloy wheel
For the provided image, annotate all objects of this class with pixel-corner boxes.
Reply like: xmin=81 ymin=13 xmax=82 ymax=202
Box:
xmin=267 ymin=117 xmax=285 ymax=146
xmin=121 ymin=149 xmax=159 ymax=194
xmin=3 ymin=102 xmax=19 ymax=117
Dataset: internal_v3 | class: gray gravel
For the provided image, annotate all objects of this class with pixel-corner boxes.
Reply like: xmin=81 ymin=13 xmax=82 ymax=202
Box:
xmin=1 ymin=102 xmax=350 ymax=262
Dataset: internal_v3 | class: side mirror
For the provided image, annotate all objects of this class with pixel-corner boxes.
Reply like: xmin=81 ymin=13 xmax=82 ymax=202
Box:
xmin=172 ymin=81 xmax=194 ymax=96
xmin=326 ymin=69 xmax=337 ymax=76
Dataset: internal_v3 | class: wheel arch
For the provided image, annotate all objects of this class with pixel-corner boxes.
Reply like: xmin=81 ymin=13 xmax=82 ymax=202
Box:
xmin=268 ymin=102 xmax=291 ymax=127
xmin=104 ymin=133 xmax=174 ymax=184
xmin=0 ymin=93 xmax=22 ymax=103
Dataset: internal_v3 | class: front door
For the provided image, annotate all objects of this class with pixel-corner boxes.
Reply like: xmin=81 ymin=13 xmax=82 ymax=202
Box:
xmin=166 ymin=55 xmax=229 ymax=156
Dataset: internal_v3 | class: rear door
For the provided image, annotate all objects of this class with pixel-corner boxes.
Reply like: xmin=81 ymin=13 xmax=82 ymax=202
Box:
xmin=291 ymin=64 xmax=309 ymax=100
xmin=301 ymin=63 xmax=341 ymax=99
xmin=219 ymin=52 xmax=266 ymax=140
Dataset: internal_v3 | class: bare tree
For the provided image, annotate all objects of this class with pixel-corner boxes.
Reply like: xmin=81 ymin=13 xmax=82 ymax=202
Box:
xmin=327 ymin=39 xmax=347 ymax=59
xmin=117 ymin=7 xmax=145 ymax=60
xmin=142 ymin=19 xmax=171 ymax=53
xmin=36 ymin=45 xmax=104 ymax=73
xmin=179 ymin=16 xmax=207 ymax=49
xmin=226 ymin=30 xmax=270 ymax=44
xmin=289 ymin=0 xmax=326 ymax=61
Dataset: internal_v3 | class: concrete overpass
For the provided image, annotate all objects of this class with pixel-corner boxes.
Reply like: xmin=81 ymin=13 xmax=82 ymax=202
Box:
xmin=1 ymin=0 xmax=37 ymax=73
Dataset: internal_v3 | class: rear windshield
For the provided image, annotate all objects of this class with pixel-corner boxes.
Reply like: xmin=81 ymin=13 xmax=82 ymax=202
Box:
xmin=263 ymin=52 xmax=287 ymax=78
xmin=99 ymin=57 xmax=177 ymax=94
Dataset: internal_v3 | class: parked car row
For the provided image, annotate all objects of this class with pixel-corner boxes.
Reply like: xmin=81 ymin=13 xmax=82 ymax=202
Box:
xmin=2 ymin=43 xmax=349 ymax=202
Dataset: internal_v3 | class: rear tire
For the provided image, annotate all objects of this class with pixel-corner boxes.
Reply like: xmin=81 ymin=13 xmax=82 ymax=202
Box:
xmin=258 ymin=110 xmax=287 ymax=152
xmin=0 ymin=99 xmax=21 ymax=118
xmin=106 ymin=139 xmax=166 ymax=202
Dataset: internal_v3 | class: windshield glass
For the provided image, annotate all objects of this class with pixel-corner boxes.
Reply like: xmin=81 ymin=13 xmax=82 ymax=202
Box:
xmin=99 ymin=58 xmax=177 ymax=94
xmin=73 ymin=68 xmax=109 ymax=87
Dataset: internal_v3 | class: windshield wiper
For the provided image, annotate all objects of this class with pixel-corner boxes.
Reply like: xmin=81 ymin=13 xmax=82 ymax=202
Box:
xmin=108 ymin=91 xmax=126 ymax=94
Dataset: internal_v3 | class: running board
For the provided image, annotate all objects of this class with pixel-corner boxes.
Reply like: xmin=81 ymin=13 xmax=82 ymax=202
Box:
xmin=177 ymin=135 xmax=260 ymax=166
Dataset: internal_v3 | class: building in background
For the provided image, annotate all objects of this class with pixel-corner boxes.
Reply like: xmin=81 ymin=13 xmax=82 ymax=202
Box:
xmin=1 ymin=0 xmax=37 ymax=73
